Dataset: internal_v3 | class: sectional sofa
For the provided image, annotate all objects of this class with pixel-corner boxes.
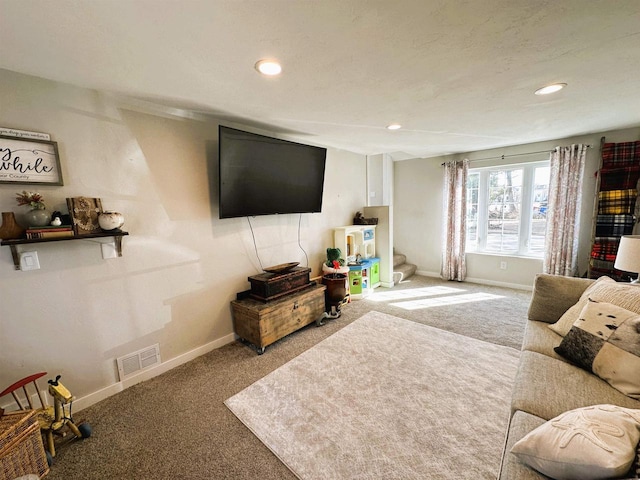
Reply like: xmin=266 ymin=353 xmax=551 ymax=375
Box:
xmin=499 ymin=274 xmax=640 ymax=479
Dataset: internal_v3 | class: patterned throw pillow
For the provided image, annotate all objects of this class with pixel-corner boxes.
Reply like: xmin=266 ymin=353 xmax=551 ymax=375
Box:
xmin=555 ymin=300 xmax=640 ymax=399
xmin=511 ymin=404 xmax=640 ymax=480
xmin=549 ymin=276 xmax=640 ymax=337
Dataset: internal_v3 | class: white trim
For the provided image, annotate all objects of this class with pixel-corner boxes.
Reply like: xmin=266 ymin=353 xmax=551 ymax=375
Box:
xmin=415 ymin=269 xmax=532 ymax=291
xmin=72 ymin=333 xmax=236 ymax=412
xmin=415 ymin=270 xmax=441 ymax=278
xmin=463 ymin=276 xmax=533 ymax=291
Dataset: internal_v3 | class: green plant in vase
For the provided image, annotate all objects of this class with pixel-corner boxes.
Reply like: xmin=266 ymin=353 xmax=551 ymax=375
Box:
xmin=324 ymin=247 xmax=345 ymax=277
xmin=16 ymin=190 xmax=51 ymax=227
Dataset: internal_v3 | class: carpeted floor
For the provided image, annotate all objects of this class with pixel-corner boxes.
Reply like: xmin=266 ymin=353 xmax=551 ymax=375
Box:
xmin=45 ymin=275 xmax=531 ymax=479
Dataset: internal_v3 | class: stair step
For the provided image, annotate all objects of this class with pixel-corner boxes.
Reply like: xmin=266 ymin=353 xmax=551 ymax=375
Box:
xmin=393 ymin=262 xmax=417 ymax=283
xmin=393 ymin=253 xmax=406 ymax=268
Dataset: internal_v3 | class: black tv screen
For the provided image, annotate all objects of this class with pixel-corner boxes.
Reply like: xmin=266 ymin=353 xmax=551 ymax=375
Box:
xmin=218 ymin=126 xmax=327 ymax=219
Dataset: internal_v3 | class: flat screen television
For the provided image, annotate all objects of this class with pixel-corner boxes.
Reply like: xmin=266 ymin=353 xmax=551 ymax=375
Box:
xmin=218 ymin=126 xmax=327 ymax=219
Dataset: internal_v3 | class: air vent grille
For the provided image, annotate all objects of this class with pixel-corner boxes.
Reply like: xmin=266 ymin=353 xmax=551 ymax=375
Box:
xmin=117 ymin=344 xmax=161 ymax=381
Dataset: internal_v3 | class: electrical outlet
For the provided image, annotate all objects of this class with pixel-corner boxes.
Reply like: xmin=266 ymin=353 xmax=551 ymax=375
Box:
xmin=500 ymin=261 xmax=507 ymax=270
xmin=101 ymin=242 xmax=118 ymax=259
xmin=19 ymin=251 xmax=40 ymax=270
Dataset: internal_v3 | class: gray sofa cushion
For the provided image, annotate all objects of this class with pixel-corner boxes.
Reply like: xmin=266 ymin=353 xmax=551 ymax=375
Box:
xmin=499 ymin=410 xmax=549 ymax=480
xmin=511 ymin=351 xmax=640 ymax=420
xmin=527 ymin=274 xmax=593 ymax=324
xmin=521 ymin=320 xmax=568 ymax=361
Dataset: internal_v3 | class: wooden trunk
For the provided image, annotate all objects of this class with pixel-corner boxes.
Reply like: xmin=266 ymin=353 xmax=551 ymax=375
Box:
xmin=248 ymin=266 xmax=312 ymax=302
xmin=231 ymin=283 xmax=326 ymax=354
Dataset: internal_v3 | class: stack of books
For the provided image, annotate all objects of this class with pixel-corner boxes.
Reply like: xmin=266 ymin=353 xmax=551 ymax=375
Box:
xmin=26 ymin=225 xmax=74 ymax=239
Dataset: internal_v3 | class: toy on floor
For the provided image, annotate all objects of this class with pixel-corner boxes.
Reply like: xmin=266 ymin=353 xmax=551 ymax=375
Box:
xmin=0 ymin=372 xmax=92 ymax=463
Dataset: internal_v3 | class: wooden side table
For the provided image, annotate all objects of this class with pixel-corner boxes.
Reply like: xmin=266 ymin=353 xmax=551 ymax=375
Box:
xmin=231 ymin=283 xmax=326 ymax=354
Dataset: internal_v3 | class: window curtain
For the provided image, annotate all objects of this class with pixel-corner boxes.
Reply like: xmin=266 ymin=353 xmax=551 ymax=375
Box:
xmin=543 ymin=144 xmax=587 ymax=276
xmin=441 ymin=159 xmax=469 ymax=281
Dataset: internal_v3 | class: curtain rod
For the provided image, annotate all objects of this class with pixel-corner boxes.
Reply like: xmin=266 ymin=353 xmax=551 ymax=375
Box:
xmin=441 ymin=145 xmax=592 ymax=166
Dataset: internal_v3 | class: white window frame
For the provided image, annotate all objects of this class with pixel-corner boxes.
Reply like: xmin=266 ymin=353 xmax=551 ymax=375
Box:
xmin=467 ymin=161 xmax=549 ymax=257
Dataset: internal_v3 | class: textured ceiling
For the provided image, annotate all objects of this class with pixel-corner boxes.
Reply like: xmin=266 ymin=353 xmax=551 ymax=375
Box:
xmin=1 ymin=0 xmax=639 ymax=159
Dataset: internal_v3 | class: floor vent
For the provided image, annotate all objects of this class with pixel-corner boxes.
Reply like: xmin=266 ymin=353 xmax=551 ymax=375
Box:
xmin=117 ymin=344 xmax=161 ymax=381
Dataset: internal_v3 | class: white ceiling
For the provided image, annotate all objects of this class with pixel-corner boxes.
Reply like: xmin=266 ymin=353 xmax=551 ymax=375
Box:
xmin=1 ymin=0 xmax=639 ymax=159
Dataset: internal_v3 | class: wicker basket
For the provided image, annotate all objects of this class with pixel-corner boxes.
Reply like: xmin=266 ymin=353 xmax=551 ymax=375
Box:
xmin=0 ymin=411 xmax=49 ymax=480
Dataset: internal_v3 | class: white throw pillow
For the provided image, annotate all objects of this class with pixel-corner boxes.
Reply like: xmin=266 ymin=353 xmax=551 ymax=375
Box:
xmin=554 ymin=300 xmax=640 ymax=399
xmin=511 ymin=404 xmax=640 ymax=480
xmin=549 ymin=276 xmax=640 ymax=337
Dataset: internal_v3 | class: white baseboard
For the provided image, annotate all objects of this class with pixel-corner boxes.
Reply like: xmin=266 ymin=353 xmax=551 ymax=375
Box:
xmin=73 ymin=332 xmax=237 ymax=412
xmin=463 ymin=277 xmax=532 ymax=291
xmin=415 ymin=270 xmax=532 ymax=291
xmin=415 ymin=270 xmax=440 ymax=278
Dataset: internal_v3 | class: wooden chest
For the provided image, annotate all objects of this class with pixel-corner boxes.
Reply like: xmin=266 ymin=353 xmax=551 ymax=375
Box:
xmin=231 ymin=283 xmax=326 ymax=354
xmin=248 ymin=267 xmax=312 ymax=302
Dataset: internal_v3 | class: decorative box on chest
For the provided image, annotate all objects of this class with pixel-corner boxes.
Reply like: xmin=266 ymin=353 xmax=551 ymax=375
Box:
xmin=248 ymin=266 xmax=312 ymax=302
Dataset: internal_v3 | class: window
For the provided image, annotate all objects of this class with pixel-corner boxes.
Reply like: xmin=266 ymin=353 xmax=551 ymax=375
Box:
xmin=466 ymin=162 xmax=550 ymax=257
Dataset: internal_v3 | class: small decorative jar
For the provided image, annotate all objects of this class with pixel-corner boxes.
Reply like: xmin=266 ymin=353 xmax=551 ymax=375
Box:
xmin=23 ymin=208 xmax=51 ymax=228
xmin=98 ymin=211 xmax=125 ymax=231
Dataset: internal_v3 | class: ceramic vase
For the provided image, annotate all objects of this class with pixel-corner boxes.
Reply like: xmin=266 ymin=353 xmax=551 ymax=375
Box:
xmin=0 ymin=212 xmax=25 ymax=239
xmin=23 ymin=208 xmax=51 ymax=228
xmin=98 ymin=211 xmax=125 ymax=231
xmin=322 ymin=273 xmax=348 ymax=312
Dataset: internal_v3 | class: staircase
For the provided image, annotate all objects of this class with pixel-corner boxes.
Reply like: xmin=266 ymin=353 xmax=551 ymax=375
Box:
xmin=393 ymin=252 xmax=417 ymax=284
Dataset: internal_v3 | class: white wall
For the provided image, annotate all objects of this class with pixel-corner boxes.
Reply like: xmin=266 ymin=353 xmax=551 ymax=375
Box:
xmin=366 ymin=154 xmax=384 ymax=206
xmin=394 ymin=126 xmax=640 ymax=289
xmin=366 ymin=153 xmax=394 ymax=207
xmin=0 ymin=69 xmax=367 ymax=405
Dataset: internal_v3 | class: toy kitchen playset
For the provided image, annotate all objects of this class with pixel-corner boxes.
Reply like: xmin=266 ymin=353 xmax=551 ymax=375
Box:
xmin=333 ymin=225 xmax=380 ymax=298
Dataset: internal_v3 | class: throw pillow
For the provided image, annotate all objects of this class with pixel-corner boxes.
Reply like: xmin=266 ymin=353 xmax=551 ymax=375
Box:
xmin=548 ymin=276 xmax=640 ymax=337
xmin=554 ymin=300 xmax=640 ymax=399
xmin=511 ymin=404 xmax=640 ymax=480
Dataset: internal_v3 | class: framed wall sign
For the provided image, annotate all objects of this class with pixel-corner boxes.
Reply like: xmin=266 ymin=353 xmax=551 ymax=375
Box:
xmin=0 ymin=135 xmax=64 ymax=185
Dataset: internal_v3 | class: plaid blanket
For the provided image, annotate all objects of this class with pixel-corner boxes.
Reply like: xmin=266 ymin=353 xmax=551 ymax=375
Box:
xmin=590 ymin=237 xmax=621 ymax=262
xmin=589 ymin=268 xmax=629 ymax=282
xmin=602 ymin=141 xmax=640 ymax=168
xmin=589 ymin=259 xmax=616 ymax=271
xmin=595 ymin=214 xmax=635 ymax=236
xmin=598 ymin=189 xmax=638 ymax=214
xmin=599 ymin=166 xmax=640 ymax=191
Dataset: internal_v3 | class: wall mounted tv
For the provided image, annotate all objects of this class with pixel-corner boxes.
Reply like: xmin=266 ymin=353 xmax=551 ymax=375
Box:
xmin=218 ymin=126 xmax=327 ymax=219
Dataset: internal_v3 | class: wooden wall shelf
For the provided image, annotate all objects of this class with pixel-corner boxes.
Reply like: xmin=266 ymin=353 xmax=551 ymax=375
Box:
xmin=1 ymin=231 xmax=129 ymax=270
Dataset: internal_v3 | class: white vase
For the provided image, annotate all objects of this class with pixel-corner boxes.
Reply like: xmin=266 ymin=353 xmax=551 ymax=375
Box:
xmin=98 ymin=211 xmax=125 ymax=231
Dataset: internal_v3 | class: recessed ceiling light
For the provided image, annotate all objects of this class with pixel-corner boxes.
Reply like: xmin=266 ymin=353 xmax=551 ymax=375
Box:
xmin=387 ymin=124 xmax=402 ymax=130
xmin=534 ymin=83 xmax=567 ymax=95
xmin=255 ymin=59 xmax=282 ymax=76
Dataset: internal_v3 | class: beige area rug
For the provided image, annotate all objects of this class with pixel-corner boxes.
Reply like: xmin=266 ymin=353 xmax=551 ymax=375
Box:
xmin=225 ymin=311 xmax=520 ymax=480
